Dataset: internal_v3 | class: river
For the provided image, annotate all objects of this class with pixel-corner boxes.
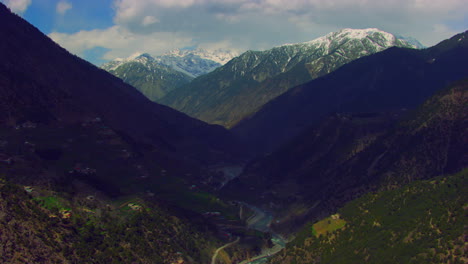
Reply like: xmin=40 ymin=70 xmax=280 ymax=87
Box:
xmin=239 ymin=203 xmax=286 ymax=264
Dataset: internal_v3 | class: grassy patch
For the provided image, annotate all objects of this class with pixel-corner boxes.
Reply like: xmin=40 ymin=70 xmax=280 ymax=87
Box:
xmin=312 ymin=214 xmax=346 ymax=237
xmin=34 ymin=196 xmax=70 ymax=211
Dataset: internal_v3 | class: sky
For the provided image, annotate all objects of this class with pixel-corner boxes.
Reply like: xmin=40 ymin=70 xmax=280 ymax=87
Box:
xmin=2 ymin=0 xmax=467 ymax=65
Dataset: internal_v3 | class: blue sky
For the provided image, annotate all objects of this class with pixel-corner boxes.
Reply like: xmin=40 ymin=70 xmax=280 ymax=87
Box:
xmin=2 ymin=0 xmax=467 ymax=65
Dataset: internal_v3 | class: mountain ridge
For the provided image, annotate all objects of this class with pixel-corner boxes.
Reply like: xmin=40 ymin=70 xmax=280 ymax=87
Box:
xmin=223 ymin=78 xmax=467 ymax=236
xmin=0 ymin=3 xmax=242 ymax=166
xmin=101 ymin=53 xmax=194 ymax=101
xmin=100 ymin=49 xmax=239 ymax=102
xmin=161 ymin=28 xmax=422 ymax=127
xmin=102 ymin=48 xmax=238 ymax=78
xmin=232 ymin=30 xmax=468 ymax=155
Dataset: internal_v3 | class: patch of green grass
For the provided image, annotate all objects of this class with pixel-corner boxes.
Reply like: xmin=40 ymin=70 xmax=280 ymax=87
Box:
xmin=312 ymin=215 xmax=346 ymax=237
xmin=34 ymin=196 xmax=70 ymax=211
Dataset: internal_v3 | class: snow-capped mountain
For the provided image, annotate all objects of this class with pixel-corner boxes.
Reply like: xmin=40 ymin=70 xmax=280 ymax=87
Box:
xmin=101 ymin=53 xmax=194 ymax=102
xmin=100 ymin=48 xmax=238 ymax=102
xmin=284 ymin=28 xmax=423 ymax=49
xmin=160 ymin=28 xmax=424 ymax=127
xmin=155 ymin=48 xmax=238 ymax=78
xmin=163 ymin=48 xmax=238 ymax=65
xmin=102 ymin=48 xmax=238 ymax=78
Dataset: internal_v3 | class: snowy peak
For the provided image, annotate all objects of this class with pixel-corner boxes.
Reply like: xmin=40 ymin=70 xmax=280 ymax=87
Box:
xmin=102 ymin=48 xmax=238 ymax=78
xmin=163 ymin=48 xmax=239 ymax=65
xmin=101 ymin=52 xmax=155 ymax=71
xmin=160 ymin=28 xmax=425 ymax=128
xmin=222 ymin=28 xmax=421 ymax=82
xmin=283 ymin=28 xmax=422 ymax=50
xmin=154 ymin=48 xmax=238 ymax=77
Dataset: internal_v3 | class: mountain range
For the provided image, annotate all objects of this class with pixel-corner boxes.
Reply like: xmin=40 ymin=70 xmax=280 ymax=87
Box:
xmin=101 ymin=53 xmax=194 ymax=101
xmin=1 ymin=2 xmax=467 ymax=263
xmin=232 ymin=30 xmax=468 ymax=155
xmin=101 ymin=49 xmax=238 ymax=102
xmin=160 ymin=28 xmax=423 ymax=127
xmin=0 ymin=3 xmax=256 ymax=263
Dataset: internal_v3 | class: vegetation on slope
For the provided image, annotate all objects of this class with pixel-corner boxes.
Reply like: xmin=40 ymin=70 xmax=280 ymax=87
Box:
xmin=225 ymin=78 xmax=467 ymax=235
xmin=269 ymin=169 xmax=467 ymax=264
xmin=0 ymin=177 xmax=222 ymax=263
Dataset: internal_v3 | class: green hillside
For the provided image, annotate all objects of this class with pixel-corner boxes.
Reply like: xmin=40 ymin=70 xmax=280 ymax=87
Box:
xmin=0 ymin=177 xmax=220 ymax=263
xmin=269 ymin=169 xmax=467 ymax=264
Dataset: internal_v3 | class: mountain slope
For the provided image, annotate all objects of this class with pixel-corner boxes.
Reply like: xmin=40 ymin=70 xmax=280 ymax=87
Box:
xmin=0 ymin=4 xmax=260 ymax=262
xmin=233 ymin=30 xmax=468 ymax=155
xmin=0 ymin=3 xmax=242 ymax=165
xmin=161 ymin=28 xmax=421 ymax=127
xmin=224 ymin=79 xmax=467 ymax=233
xmin=100 ymin=49 xmax=238 ymax=102
xmin=101 ymin=53 xmax=193 ymax=102
xmin=0 ymin=177 xmax=221 ymax=264
xmin=268 ymin=169 xmax=467 ymax=264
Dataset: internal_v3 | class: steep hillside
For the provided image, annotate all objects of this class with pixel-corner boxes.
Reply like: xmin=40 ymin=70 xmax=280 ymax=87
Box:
xmin=0 ymin=176 xmax=223 ymax=264
xmin=268 ymin=169 xmax=467 ymax=264
xmin=0 ymin=5 xmax=275 ymax=263
xmin=224 ymin=79 xmax=467 ymax=233
xmin=101 ymin=53 xmax=193 ymax=102
xmin=233 ymin=31 xmax=468 ymax=155
xmin=161 ymin=28 xmax=421 ymax=127
xmin=0 ymin=3 xmax=242 ymax=165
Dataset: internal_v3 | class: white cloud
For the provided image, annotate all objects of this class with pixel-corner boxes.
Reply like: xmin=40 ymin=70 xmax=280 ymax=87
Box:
xmin=56 ymin=1 xmax=72 ymax=15
xmin=111 ymin=0 xmax=467 ymax=42
xmin=49 ymin=0 xmax=467 ymax=64
xmin=49 ymin=26 xmax=194 ymax=61
xmin=142 ymin=16 xmax=159 ymax=26
xmin=3 ymin=0 xmax=31 ymax=14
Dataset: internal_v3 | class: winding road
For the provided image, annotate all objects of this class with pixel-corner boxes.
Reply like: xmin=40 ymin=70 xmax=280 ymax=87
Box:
xmin=211 ymin=237 xmax=240 ymax=264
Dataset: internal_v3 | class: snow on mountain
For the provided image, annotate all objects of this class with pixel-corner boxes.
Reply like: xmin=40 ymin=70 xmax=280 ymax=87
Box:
xmin=100 ymin=53 xmax=193 ymax=102
xmin=281 ymin=28 xmax=421 ymax=55
xmin=163 ymin=48 xmax=238 ymax=65
xmin=102 ymin=48 xmax=238 ymax=78
xmin=155 ymin=48 xmax=239 ymax=77
xmin=160 ymin=28 xmax=424 ymax=128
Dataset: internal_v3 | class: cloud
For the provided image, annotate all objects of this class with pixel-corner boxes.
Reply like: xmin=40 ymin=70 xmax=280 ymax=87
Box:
xmin=111 ymin=0 xmax=467 ymax=43
xmin=142 ymin=16 xmax=159 ymax=26
xmin=49 ymin=25 xmax=195 ymax=62
xmin=3 ymin=0 xmax=31 ymax=14
xmin=50 ymin=0 xmax=468 ymax=64
xmin=56 ymin=1 xmax=72 ymax=15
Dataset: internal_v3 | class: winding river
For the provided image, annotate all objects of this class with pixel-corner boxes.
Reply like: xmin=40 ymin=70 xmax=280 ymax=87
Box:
xmin=239 ymin=203 xmax=286 ymax=264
